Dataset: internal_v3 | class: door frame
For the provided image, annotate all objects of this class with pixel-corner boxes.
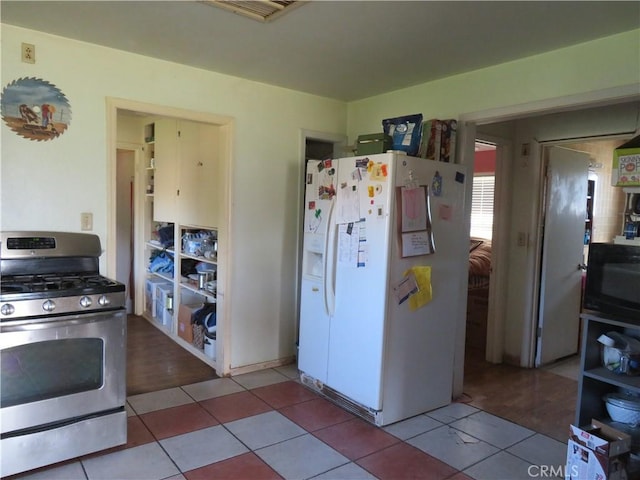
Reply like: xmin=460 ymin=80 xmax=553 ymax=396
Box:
xmin=475 ymin=134 xmax=512 ymax=365
xmin=458 ymin=84 xmax=640 ymax=372
xmin=106 ymin=97 xmax=234 ymax=372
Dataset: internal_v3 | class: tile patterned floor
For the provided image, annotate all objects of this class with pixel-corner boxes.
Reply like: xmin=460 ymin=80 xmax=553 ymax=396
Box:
xmin=9 ymin=365 xmax=568 ymax=480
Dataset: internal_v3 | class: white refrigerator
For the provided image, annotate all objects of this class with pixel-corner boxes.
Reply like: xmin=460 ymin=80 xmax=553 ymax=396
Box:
xmin=298 ymin=152 xmax=469 ymax=426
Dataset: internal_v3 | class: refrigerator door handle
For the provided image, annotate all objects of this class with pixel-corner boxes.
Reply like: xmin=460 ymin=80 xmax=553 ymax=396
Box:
xmin=324 ymin=197 xmax=337 ymax=316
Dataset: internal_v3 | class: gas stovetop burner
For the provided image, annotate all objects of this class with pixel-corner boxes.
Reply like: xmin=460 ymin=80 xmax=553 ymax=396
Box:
xmin=1 ymin=274 xmax=121 ymax=295
xmin=0 ymin=274 xmax=126 ymax=319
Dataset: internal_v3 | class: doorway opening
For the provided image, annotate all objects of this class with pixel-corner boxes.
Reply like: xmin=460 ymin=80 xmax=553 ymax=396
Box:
xmin=460 ymin=102 xmax=639 ymax=441
xmin=108 ymin=98 xmax=233 ymax=373
xmin=465 ymin=141 xmax=497 ymax=358
xmin=466 ymin=99 xmax=640 ymax=371
xmin=115 ymin=148 xmax=137 ymax=314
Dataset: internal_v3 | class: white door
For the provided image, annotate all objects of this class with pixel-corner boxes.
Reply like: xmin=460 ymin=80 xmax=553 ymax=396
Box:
xmin=536 ymin=146 xmax=590 ymax=366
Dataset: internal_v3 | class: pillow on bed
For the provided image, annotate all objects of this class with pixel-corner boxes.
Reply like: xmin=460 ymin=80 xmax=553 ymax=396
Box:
xmin=470 ymin=238 xmax=484 ymax=252
xmin=469 ymin=238 xmax=492 ymax=277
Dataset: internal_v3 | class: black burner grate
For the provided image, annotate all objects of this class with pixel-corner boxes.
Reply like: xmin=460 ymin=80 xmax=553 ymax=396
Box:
xmin=1 ymin=274 xmax=121 ymax=296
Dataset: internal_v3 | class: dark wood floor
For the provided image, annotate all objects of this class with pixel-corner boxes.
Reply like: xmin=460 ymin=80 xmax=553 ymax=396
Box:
xmin=126 ymin=315 xmax=576 ymax=442
xmin=126 ymin=315 xmax=218 ymax=396
xmin=462 ymin=347 xmax=577 ymax=443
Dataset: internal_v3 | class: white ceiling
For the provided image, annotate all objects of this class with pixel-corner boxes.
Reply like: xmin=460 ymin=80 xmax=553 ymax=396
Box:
xmin=2 ymin=1 xmax=639 ymax=102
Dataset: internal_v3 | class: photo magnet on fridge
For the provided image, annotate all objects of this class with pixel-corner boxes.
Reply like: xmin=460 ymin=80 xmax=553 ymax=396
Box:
xmin=355 ymin=158 xmax=369 ymax=169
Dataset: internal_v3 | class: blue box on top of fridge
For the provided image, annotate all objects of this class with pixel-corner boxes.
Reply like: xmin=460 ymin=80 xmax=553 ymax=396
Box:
xmin=382 ymin=113 xmax=423 ymax=156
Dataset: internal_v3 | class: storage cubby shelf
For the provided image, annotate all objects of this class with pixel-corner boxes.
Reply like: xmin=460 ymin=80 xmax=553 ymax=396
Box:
xmin=576 ymin=311 xmax=640 ymax=433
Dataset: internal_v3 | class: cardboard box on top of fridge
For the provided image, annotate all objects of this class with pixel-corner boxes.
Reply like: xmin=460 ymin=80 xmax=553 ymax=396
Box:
xmin=612 ymin=136 xmax=640 ymax=187
xmin=439 ymin=119 xmax=457 ymax=163
xmin=417 ymin=119 xmax=442 ymax=160
xmin=177 ymin=302 xmax=204 ymax=343
xmin=416 ymin=118 xmax=457 ymax=162
xmin=565 ymin=420 xmax=631 ymax=480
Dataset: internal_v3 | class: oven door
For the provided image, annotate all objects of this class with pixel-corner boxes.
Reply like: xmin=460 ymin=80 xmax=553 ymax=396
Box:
xmin=0 ymin=309 xmax=126 ymax=434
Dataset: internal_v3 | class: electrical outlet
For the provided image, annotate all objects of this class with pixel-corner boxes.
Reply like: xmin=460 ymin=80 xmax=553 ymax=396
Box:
xmin=21 ymin=43 xmax=35 ymax=64
xmin=81 ymin=212 xmax=93 ymax=231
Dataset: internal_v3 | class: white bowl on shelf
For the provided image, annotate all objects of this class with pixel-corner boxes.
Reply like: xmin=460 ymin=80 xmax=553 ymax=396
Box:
xmin=604 ymin=393 xmax=640 ymax=426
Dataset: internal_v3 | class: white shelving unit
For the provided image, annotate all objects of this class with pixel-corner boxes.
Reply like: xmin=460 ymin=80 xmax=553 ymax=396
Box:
xmin=143 ymin=225 xmax=175 ymax=334
xmin=178 ymin=225 xmax=218 ymax=304
xmin=138 ymin=119 xmax=223 ymax=371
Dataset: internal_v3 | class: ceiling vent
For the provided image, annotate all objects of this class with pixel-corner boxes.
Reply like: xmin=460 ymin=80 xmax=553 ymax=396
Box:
xmin=200 ymin=1 xmax=304 ymax=22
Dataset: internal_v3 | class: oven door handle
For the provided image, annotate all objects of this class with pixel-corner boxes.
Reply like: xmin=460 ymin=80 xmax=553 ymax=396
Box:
xmin=0 ymin=309 xmax=125 ymax=331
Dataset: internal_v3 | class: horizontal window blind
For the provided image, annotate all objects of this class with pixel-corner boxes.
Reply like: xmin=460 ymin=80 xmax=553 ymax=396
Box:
xmin=471 ymin=175 xmax=495 ymax=240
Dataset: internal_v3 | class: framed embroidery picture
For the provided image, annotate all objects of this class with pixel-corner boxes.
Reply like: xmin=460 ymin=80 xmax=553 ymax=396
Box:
xmin=1 ymin=77 xmax=71 ymax=141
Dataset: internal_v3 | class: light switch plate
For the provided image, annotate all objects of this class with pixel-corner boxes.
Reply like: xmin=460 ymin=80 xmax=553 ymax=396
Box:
xmin=81 ymin=212 xmax=93 ymax=231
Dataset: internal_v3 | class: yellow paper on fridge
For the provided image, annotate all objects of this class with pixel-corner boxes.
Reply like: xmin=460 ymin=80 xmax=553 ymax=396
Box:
xmin=404 ymin=266 xmax=432 ymax=311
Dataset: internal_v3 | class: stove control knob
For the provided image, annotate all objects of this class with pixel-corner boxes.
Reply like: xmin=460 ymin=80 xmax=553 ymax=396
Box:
xmin=98 ymin=295 xmax=110 ymax=306
xmin=1 ymin=304 xmax=15 ymax=316
xmin=42 ymin=300 xmax=56 ymax=312
xmin=80 ymin=296 xmax=92 ymax=308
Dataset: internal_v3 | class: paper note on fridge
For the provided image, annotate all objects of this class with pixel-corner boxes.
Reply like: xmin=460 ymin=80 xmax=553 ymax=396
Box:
xmin=402 ymin=231 xmax=434 ymax=257
xmin=394 ymin=272 xmax=419 ymax=305
xmin=439 ymin=204 xmax=453 ymax=220
xmin=406 ymin=266 xmax=433 ymax=311
xmin=401 ymin=186 xmax=427 ymax=232
xmin=336 ymin=182 xmax=360 ymax=224
xmin=338 ymin=223 xmax=359 ymax=265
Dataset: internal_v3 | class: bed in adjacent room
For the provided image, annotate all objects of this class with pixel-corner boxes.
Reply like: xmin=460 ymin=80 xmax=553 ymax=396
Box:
xmin=466 ymin=237 xmax=492 ymax=351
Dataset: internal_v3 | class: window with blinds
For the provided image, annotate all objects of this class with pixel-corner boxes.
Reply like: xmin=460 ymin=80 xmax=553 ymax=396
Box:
xmin=471 ymin=175 xmax=495 ymax=239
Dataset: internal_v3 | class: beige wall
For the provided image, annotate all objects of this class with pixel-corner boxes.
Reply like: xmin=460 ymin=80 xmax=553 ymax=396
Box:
xmin=566 ymin=139 xmax=628 ymax=243
xmin=346 ymin=30 xmax=640 ymax=143
xmin=1 ymin=24 xmax=346 ymax=371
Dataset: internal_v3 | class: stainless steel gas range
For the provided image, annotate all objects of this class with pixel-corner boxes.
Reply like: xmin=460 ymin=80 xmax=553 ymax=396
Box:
xmin=0 ymin=231 xmax=127 ymax=477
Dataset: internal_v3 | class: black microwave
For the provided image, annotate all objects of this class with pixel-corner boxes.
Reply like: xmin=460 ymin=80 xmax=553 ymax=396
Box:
xmin=584 ymin=243 xmax=640 ymax=321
